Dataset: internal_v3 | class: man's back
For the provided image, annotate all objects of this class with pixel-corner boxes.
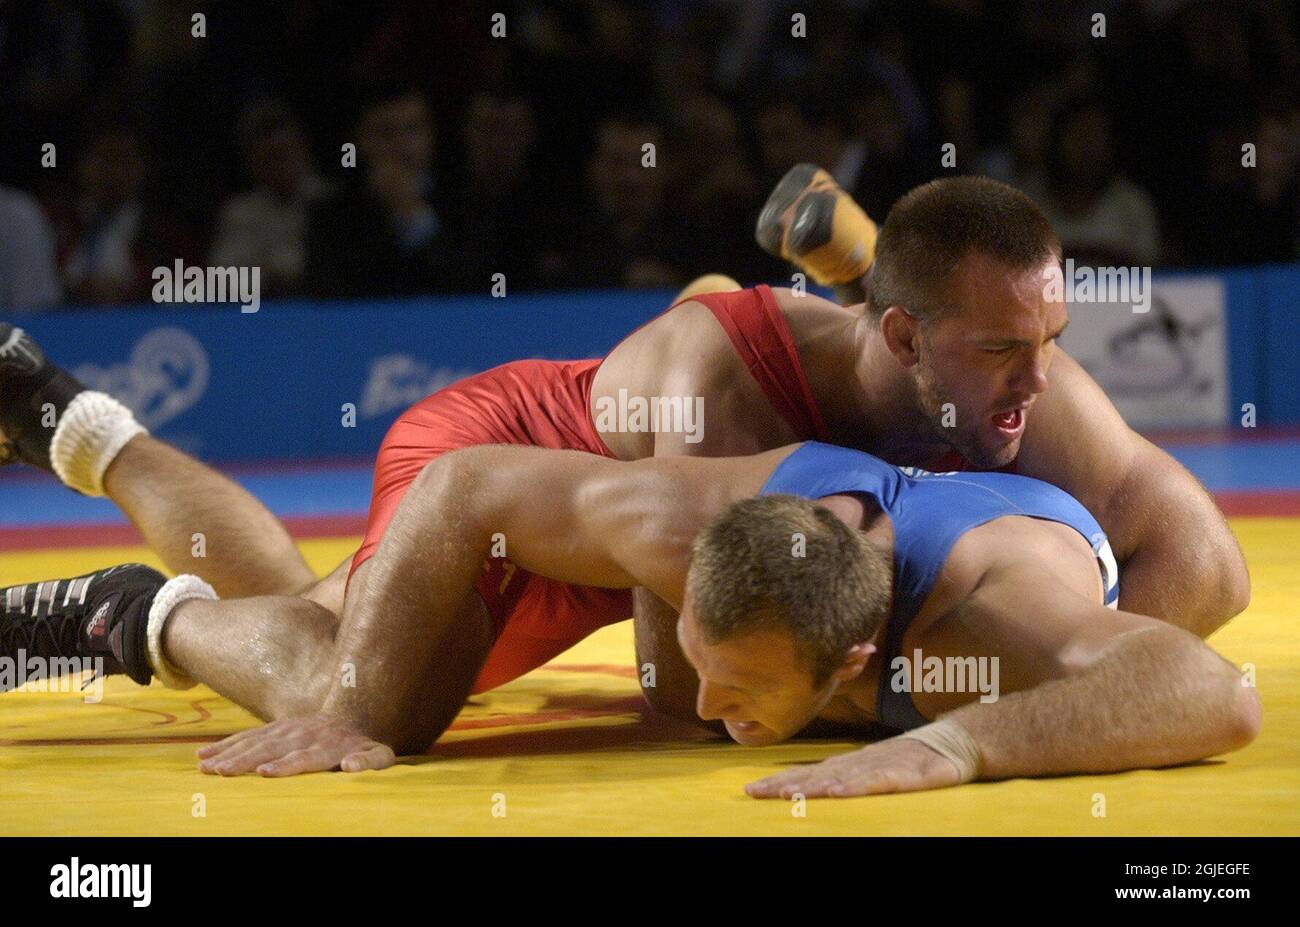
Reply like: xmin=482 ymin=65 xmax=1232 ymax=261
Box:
xmin=591 ymin=285 xmax=857 ymax=459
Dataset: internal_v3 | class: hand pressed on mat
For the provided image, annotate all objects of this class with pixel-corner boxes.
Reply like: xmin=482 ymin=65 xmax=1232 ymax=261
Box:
xmin=198 ymin=714 xmax=396 ymax=777
xmin=745 ymin=736 xmax=961 ymax=799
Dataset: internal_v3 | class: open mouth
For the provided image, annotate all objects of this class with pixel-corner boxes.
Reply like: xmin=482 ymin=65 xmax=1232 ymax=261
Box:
xmin=992 ymin=407 xmax=1025 ymax=437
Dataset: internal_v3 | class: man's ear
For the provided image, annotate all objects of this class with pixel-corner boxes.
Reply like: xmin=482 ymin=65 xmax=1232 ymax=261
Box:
xmin=831 ymin=641 xmax=876 ymax=684
xmin=880 ymin=306 xmax=922 ymax=368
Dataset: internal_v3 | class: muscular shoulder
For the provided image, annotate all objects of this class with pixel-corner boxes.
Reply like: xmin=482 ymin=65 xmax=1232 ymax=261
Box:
xmin=768 ymin=287 xmax=862 ymax=350
xmin=595 ymin=298 xmax=798 ymax=457
xmin=1014 ymin=350 xmax=1143 ymax=512
xmin=600 ymin=300 xmax=736 ymax=393
xmin=611 ymin=290 xmax=850 ymax=388
xmin=921 ymin=515 xmax=1102 ymax=633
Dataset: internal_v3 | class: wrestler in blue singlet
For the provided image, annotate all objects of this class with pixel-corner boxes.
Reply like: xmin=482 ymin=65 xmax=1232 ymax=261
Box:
xmin=760 ymin=441 xmax=1120 ymax=730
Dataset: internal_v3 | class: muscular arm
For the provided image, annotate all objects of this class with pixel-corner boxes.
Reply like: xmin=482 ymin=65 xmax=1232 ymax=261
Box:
xmin=606 ymin=301 xmax=802 ymax=724
xmin=318 ymin=445 xmax=731 ymax=749
xmin=457 ymin=444 xmax=725 ymax=603
xmin=632 ymin=431 xmax=761 ymax=727
xmin=939 ymin=566 xmax=1261 ymax=779
xmin=1018 ymin=352 xmax=1250 ymax=637
xmin=748 ymin=560 xmax=1261 ymax=798
xmin=633 ymin=413 xmax=788 ymax=727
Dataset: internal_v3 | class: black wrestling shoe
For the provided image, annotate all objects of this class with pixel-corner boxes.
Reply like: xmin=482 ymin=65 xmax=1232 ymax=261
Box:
xmin=0 ymin=322 xmax=89 ymax=473
xmin=0 ymin=564 xmax=164 ymax=690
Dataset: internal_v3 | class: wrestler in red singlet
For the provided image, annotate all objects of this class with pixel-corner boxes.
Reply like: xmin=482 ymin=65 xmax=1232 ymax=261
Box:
xmin=347 ymin=284 xmax=963 ymax=693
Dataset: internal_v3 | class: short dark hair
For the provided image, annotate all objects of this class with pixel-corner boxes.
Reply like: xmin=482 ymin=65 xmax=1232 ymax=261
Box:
xmin=866 ymin=176 xmax=1061 ymax=320
xmin=686 ymin=494 xmax=892 ymax=686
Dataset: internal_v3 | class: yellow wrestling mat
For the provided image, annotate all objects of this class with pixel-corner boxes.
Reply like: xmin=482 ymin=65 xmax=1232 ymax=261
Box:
xmin=2 ymin=521 xmax=1297 ymax=836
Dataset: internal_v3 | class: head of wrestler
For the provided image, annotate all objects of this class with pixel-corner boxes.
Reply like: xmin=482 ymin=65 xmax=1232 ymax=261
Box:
xmin=676 ymin=495 xmax=890 ymax=746
xmin=867 ymin=177 xmax=1067 ymax=469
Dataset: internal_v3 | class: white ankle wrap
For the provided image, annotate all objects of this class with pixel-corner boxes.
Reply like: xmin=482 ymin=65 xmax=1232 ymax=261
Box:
xmin=146 ymin=575 xmax=217 ymax=690
xmin=49 ymin=391 xmax=147 ymax=496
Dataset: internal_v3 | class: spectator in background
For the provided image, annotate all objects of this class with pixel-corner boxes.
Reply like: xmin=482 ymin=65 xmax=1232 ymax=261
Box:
xmin=662 ymin=92 xmax=773 ymax=283
xmin=0 ymin=184 xmax=62 ymax=311
xmin=935 ymin=73 xmax=1029 ymax=188
xmin=0 ymin=1 xmax=134 ymax=194
xmin=51 ymin=122 xmax=196 ymax=306
xmin=445 ymin=89 xmax=549 ymax=292
xmin=845 ymin=85 xmax=930 ymax=221
xmin=209 ymin=100 xmax=330 ymax=298
xmin=755 ymin=83 xmax=926 ymax=225
xmin=305 ymin=84 xmax=469 ymax=299
xmin=977 ymin=84 xmax=1063 ymax=188
xmin=550 ymin=115 xmax=694 ymax=289
xmin=1177 ymin=107 xmax=1300 ymax=266
xmin=5 ymin=0 xmax=1297 ymax=296
xmin=1022 ymin=98 xmax=1161 ymax=267
xmin=755 ymin=93 xmax=855 ymax=191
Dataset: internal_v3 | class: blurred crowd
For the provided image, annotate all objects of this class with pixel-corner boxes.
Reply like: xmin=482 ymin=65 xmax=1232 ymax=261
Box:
xmin=2 ymin=0 xmax=1298 ymax=312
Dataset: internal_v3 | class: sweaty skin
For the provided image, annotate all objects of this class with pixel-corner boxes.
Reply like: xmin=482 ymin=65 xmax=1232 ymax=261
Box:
xmin=590 ymin=266 xmax=1249 ymax=722
xmin=193 ymin=444 xmax=1259 ymax=789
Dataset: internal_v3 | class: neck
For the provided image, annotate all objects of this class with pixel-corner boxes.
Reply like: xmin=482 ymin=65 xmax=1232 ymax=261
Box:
xmin=819 ymin=643 xmax=887 ymax=728
xmin=819 ymin=310 xmax=931 ymax=456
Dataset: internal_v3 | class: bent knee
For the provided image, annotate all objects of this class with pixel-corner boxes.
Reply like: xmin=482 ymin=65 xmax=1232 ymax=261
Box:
xmin=297 ymin=556 xmax=351 ymax=618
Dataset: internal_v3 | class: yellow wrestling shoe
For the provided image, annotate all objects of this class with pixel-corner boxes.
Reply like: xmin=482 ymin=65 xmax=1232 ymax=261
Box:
xmin=755 ymin=163 xmax=878 ymax=287
xmin=674 ymin=274 xmax=742 ymax=302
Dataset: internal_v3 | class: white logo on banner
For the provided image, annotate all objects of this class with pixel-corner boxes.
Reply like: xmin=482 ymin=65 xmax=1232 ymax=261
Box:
xmin=1059 ymin=278 xmax=1227 ymax=429
xmin=360 ymin=355 xmax=474 ymax=420
xmin=73 ymin=327 xmax=210 ymax=430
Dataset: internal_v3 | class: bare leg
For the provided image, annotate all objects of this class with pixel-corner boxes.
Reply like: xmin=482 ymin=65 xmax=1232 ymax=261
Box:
xmin=163 ymin=590 xmax=339 ymax=720
xmin=102 ymin=434 xmax=316 ymax=597
xmin=160 ymin=556 xmax=353 ymax=718
xmin=160 ymin=556 xmax=493 ymax=746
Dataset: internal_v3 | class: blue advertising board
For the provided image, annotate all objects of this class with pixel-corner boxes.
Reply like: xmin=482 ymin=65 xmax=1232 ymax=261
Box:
xmin=8 ymin=265 xmax=1300 ymax=464
xmin=12 ymin=290 xmax=677 ymax=462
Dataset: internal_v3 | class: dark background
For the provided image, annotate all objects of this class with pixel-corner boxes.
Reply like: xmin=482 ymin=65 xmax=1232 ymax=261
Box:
xmin=2 ymin=0 xmax=1297 ymax=311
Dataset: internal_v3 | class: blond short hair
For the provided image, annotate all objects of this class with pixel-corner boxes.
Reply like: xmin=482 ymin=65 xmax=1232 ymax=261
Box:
xmin=687 ymin=494 xmax=892 ymax=685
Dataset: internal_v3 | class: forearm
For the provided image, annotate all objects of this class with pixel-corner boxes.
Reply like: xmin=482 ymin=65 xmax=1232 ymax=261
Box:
xmin=633 ymin=587 xmax=722 ymax=732
xmin=947 ymin=625 xmax=1260 ymax=780
xmin=319 ymin=456 xmax=493 ymax=745
xmin=314 ymin=446 xmax=686 ymax=744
